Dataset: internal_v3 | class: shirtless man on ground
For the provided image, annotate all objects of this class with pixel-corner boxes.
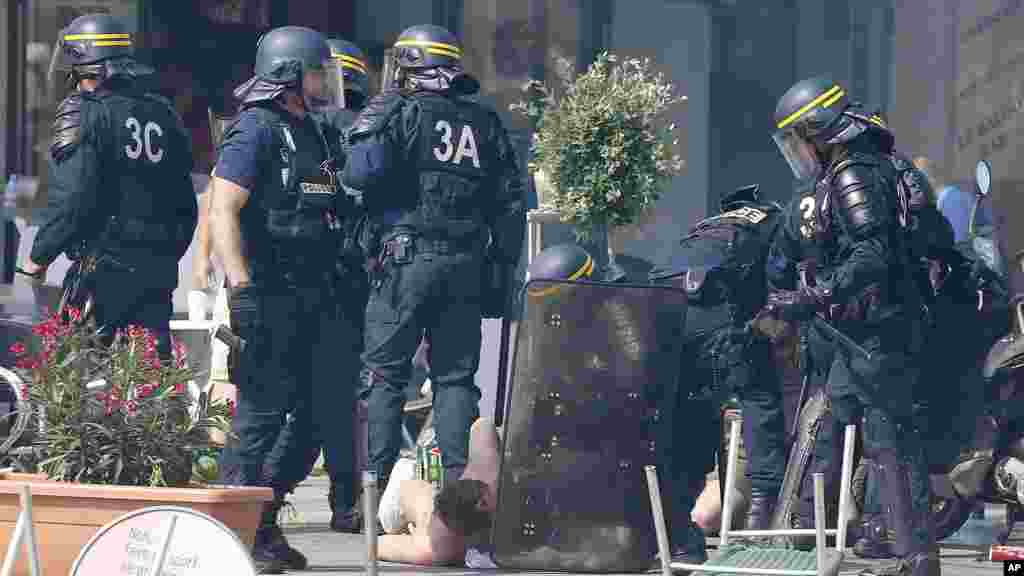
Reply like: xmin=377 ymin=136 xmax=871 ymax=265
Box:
xmin=376 ymin=417 xmax=501 ymax=565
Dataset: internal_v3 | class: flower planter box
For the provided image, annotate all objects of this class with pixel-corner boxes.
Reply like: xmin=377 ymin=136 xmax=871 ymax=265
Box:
xmin=0 ymin=474 xmax=271 ymax=576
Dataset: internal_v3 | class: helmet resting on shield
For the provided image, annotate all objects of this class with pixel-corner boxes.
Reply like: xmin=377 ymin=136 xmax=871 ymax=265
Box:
xmin=526 ymin=244 xmax=595 ymax=298
xmin=326 ymin=38 xmax=369 ymax=107
xmin=49 ymin=13 xmax=152 ymax=90
xmin=772 ymin=76 xmax=867 ymax=182
xmin=234 ymin=26 xmax=340 ymax=111
xmin=387 ymin=24 xmax=479 ymax=94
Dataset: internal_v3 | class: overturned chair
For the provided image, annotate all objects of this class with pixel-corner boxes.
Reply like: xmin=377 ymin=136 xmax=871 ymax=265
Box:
xmin=648 ymin=419 xmax=857 ymax=576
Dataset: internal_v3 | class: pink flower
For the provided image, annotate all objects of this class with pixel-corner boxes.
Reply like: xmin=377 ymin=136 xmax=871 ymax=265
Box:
xmin=65 ymin=307 xmax=81 ymax=323
xmin=8 ymin=342 xmax=25 ymax=356
xmin=226 ymin=399 xmax=236 ymax=418
xmin=173 ymin=382 xmax=185 ymax=394
xmin=173 ymin=341 xmax=188 ymax=368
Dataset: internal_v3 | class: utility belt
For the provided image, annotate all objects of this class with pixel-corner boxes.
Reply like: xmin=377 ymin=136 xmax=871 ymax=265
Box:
xmin=381 ymin=231 xmax=486 ymax=260
xmin=103 ymin=216 xmax=189 ymax=246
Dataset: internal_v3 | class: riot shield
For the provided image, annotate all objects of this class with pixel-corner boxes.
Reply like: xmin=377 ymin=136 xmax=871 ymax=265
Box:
xmin=492 ymin=279 xmax=688 ymax=572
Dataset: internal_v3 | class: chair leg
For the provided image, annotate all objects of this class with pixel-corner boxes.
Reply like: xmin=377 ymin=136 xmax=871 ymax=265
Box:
xmin=720 ymin=418 xmax=742 ymax=546
xmin=836 ymin=424 xmax=857 ymax=551
xmin=813 ymin=473 xmax=826 ymax=576
xmin=645 ymin=466 xmax=674 ymax=576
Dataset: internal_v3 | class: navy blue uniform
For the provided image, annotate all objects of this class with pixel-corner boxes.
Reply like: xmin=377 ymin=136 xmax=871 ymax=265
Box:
xmin=262 ymin=106 xmax=366 ymax=522
xmin=32 ymin=81 xmax=196 ymax=355
xmin=343 ymin=89 xmax=525 ymax=486
xmin=214 ymin=103 xmax=354 ymax=516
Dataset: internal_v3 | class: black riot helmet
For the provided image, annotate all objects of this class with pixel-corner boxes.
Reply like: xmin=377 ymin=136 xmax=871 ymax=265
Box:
xmin=386 ymin=24 xmax=479 ymax=94
xmin=234 ymin=26 xmax=341 ymax=112
xmin=47 ymin=13 xmax=152 ymax=92
xmin=772 ymin=76 xmax=867 ymax=182
xmin=326 ymin=38 xmax=369 ymax=108
xmin=525 ymin=244 xmax=596 ymax=299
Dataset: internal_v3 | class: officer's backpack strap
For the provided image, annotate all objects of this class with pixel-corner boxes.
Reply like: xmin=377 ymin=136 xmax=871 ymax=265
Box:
xmin=240 ymin=104 xmax=299 ymax=205
xmin=347 ymin=91 xmax=406 ymax=142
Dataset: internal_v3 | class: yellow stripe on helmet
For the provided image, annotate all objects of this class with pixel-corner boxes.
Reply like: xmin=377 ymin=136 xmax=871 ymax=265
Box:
xmin=820 ymin=89 xmax=845 ymax=109
xmin=332 ymin=53 xmax=368 ymax=74
xmin=94 ymin=40 xmax=132 ymax=47
xmin=425 ymin=47 xmax=462 ymax=59
xmin=776 ymin=85 xmax=843 ymax=130
xmin=64 ymin=33 xmax=130 ymax=41
xmin=394 ymin=39 xmax=463 ymax=58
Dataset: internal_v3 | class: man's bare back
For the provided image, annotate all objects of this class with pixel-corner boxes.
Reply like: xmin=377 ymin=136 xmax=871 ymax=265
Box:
xmin=377 ymin=418 xmax=501 ymax=565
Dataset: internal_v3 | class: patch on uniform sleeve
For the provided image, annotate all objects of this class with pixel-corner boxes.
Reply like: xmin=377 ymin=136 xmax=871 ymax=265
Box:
xmin=720 ymin=206 xmax=768 ymax=224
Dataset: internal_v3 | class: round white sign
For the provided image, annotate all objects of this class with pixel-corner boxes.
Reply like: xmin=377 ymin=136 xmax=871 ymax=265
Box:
xmin=70 ymin=506 xmax=257 ymax=576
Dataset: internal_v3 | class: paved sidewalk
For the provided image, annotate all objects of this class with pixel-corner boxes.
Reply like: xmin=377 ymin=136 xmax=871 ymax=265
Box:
xmin=281 ymin=477 xmax=1007 ymax=575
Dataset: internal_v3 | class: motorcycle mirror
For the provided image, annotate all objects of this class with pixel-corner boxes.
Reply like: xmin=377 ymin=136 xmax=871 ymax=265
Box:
xmin=977 ymin=159 xmax=992 ymax=197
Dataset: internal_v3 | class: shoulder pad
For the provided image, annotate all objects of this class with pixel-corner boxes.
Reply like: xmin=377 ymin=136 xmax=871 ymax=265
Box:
xmin=829 ymin=152 xmax=880 ymax=180
xmin=51 ymin=92 xmax=88 ymax=163
xmin=832 ymin=161 xmax=877 ymax=192
xmin=348 ymin=92 xmax=406 ymax=140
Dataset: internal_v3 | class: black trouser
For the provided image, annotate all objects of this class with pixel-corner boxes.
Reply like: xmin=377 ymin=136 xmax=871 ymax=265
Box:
xmin=362 ymin=242 xmax=483 ymax=485
xmin=89 ymin=264 xmax=174 ymax=358
xmin=799 ymin=328 xmax=933 ymax=557
xmin=738 ymin=338 xmax=787 ymax=495
xmin=263 ymin=280 xmax=364 ymax=511
xmin=221 ymin=282 xmax=339 ymax=504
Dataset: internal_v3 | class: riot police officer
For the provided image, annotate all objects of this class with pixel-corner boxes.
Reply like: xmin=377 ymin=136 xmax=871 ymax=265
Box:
xmin=343 ymin=24 xmax=526 ymax=493
xmin=767 ymin=76 xmax=937 ymax=576
xmin=261 ymin=36 xmax=371 ymax=536
xmin=208 ymin=26 xmax=346 ymax=573
xmin=20 ymin=13 xmax=196 ymax=356
xmin=653 ymin=185 xmax=786 ymax=559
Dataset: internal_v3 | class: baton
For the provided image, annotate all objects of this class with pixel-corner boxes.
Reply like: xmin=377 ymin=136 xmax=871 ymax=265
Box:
xmin=809 ymin=314 xmax=873 ymax=363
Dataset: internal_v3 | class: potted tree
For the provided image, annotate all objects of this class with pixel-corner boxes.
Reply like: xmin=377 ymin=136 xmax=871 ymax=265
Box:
xmin=0 ymin=309 xmax=271 ymax=575
xmin=513 ymin=52 xmax=686 ymax=274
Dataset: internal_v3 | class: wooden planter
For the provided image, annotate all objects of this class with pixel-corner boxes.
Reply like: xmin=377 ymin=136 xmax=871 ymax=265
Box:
xmin=0 ymin=473 xmax=272 ymax=576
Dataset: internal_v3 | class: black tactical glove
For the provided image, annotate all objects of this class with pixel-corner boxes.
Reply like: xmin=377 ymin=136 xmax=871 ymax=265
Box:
xmin=228 ymin=284 xmax=262 ymax=330
xmin=765 ymin=288 xmax=820 ymax=322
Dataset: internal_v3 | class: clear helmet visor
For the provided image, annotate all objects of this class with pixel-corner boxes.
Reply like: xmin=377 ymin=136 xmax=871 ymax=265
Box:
xmin=772 ymin=130 xmax=821 ymax=182
xmin=303 ymin=62 xmax=345 ymax=112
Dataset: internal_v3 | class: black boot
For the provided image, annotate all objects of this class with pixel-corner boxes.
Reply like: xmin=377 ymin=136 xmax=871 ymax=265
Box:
xmin=254 ymin=498 xmax=308 ymax=571
xmin=744 ymin=488 xmax=777 ymax=530
xmin=858 ymin=454 xmax=939 ymax=576
xmin=251 ymin=527 xmax=287 ymax=575
xmin=332 ymin=476 xmax=386 ymax=535
xmin=854 ymin=459 xmax=895 ymax=559
xmin=852 ymin=514 xmax=893 ymax=559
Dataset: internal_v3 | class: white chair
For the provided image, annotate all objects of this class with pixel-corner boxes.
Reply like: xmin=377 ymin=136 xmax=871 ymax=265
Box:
xmin=647 ymin=420 xmax=858 ymax=576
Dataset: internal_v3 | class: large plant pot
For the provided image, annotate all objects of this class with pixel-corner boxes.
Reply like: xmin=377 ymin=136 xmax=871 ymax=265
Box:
xmin=0 ymin=475 xmax=271 ymax=576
